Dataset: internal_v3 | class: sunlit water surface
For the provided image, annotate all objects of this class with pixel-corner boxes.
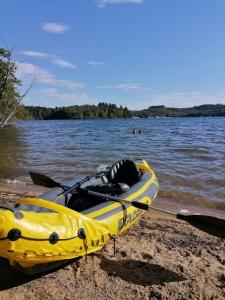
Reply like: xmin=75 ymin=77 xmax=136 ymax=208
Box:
xmin=0 ymin=118 xmax=224 ymax=208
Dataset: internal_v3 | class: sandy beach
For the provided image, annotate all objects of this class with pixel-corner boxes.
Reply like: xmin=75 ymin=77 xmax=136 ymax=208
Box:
xmin=0 ymin=184 xmax=224 ymax=300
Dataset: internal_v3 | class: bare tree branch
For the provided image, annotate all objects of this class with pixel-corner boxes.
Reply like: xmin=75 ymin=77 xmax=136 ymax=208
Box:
xmin=0 ymin=46 xmax=33 ymax=128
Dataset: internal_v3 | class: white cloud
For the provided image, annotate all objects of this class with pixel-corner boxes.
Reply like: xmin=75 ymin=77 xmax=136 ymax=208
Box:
xmin=219 ymin=90 xmax=225 ymax=98
xmin=21 ymin=51 xmax=49 ymax=58
xmin=16 ymin=62 xmax=54 ymax=84
xmin=88 ymin=60 xmax=105 ymax=67
xmin=31 ymin=88 xmax=97 ymax=107
xmin=21 ymin=50 xmax=77 ymax=69
xmin=128 ymin=90 xmax=225 ymax=110
xmin=51 ymin=58 xmax=77 ymax=69
xmin=96 ymin=0 xmax=144 ymax=8
xmin=98 ymin=83 xmax=144 ymax=91
xmin=16 ymin=62 xmax=84 ymax=89
xmin=152 ymin=91 xmax=216 ymax=107
xmin=41 ymin=22 xmax=70 ymax=34
xmin=56 ymin=79 xmax=84 ymax=89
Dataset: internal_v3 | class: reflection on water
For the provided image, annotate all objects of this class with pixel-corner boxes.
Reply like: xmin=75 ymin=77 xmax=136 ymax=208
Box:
xmin=0 ymin=125 xmax=27 ymax=179
xmin=0 ymin=118 xmax=225 ymax=206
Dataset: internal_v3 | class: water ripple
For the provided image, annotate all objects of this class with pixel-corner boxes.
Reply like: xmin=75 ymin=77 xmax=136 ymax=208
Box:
xmin=0 ymin=118 xmax=225 ymax=206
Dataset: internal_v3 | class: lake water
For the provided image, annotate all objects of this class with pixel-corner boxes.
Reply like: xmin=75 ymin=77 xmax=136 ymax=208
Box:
xmin=0 ymin=118 xmax=225 ymax=210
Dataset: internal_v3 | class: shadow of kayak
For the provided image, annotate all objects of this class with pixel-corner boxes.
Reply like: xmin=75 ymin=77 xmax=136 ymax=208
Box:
xmin=0 ymin=257 xmax=79 ymax=291
xmin=98 ymin=255 xmax=186 ymax=286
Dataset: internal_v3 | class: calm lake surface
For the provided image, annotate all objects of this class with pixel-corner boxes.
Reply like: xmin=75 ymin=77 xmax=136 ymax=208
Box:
xmin=0 ymin=118 xmax=225 ymax=208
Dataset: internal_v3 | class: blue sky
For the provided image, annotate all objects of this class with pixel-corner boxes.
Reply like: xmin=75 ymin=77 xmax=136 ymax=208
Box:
xmin=0 ymin=0 xmax=225 ymax=109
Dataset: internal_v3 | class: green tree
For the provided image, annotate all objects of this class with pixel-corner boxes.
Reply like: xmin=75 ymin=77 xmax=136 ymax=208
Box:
xmin=0 ymin=47 xmax=31 ymax=128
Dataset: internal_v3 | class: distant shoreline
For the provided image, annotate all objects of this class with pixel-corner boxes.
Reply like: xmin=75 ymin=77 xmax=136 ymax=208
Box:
xmin=133 ymin=104 xmax=225 ymax=118
xmin=14 ymin=115 xmax=225 ymax=122
xmin=20 ymin=103 xmax=225 ymax=120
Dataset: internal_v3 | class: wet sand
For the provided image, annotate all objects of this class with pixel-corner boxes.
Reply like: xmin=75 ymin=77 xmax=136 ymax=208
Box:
xmin=0 ymin=185 xmax=224 ymax=300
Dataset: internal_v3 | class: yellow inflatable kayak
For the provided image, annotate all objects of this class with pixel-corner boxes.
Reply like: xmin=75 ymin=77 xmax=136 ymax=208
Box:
xmin=0 ymin=159 xmax=158 ymax=273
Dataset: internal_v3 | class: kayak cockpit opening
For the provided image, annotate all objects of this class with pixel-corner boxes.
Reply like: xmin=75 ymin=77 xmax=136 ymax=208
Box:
xmin=67 ymin=159 xmax=141 ymax=212
xmin=15 ymin=159 xmax=143 ymax=214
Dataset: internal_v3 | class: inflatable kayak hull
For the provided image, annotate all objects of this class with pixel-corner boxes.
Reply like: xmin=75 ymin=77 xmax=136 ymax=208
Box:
xmin=0 ymin=159 xmax=158 ymax=273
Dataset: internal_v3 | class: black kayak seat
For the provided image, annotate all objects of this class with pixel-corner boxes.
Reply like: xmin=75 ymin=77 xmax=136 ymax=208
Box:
xmin=106 ymin=159 xmax=141 ymax=186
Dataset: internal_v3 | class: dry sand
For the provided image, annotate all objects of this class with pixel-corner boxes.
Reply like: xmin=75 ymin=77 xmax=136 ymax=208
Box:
xmin=0 ymin=185 xmax=224 ymax=300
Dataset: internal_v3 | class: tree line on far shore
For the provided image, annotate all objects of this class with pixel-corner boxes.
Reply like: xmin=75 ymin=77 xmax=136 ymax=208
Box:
xmin=134 ymin=104 xmax=225 ymax=118
xmin=25 ymin=103 xmax=132 ymax=119
xmin=24 ymin=103 xmax=225 ymax=120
